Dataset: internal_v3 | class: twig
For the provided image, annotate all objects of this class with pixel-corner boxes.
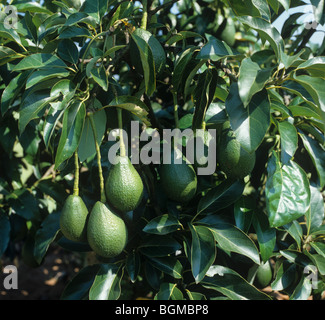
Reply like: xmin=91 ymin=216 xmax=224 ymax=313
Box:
xmin=149 ymin=0 xmax=180 ymax=16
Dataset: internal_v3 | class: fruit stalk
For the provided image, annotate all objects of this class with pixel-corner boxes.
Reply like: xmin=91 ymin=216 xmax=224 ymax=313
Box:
xmin=117 ymin=108 xmax=126 ymax=157
xmin=140 ymin=0 xmax=148 ymax=30
xmin=73 ymin=151 xmax=79 ymax=196
xmin=88 ymin=112 xmax=106 ymax=203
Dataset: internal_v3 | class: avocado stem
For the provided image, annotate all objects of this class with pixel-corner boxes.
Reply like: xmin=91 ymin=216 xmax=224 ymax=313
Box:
xmin=117 ymin=108 xmax=126 ymax=157
xmin=89 ymin=113 xmax=106 ymax=203
xmin=140 ymin=0 xmax=148 ymax=30
xmin=172 ymin=90 xmax=179 ymax=129
xmin=73 ymin=151 xmax=79 ymax=197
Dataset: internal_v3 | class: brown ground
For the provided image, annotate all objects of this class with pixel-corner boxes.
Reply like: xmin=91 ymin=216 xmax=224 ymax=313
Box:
xmin=0 ymin=246 xmax=82 ymax=300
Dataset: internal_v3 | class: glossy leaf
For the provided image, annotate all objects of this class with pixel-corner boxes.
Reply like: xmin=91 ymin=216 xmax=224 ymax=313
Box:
xmin=58 ymin=39 xmax=79 ymax=64
xmin=89 ymin=263 xmax=123 ymax=300
xmin=78 ymin=108 xmax=106 ymax=162
xmin=34 ymin=211 xmax=61 ymax=264
xmin=130 ymin=31 xmax=156 ymax=96
xmin=126 ymin=250 xmax=141 ymax=283
xmin=139 ymin=235 xmax=182 ymax=257
xmin=306 ymin=184 xmax=325 ymax=234
xmin=238 ymin=57 xmax=273 ymax=107
xmin=201 ymin=265 xmax=271 ymax=300
xmin=226 ymin=83 xmax=270 ymax=153
xmin=61 ymin=264 xmax=101 ymax=300
xmin=197 ymin=179 xmax=245 ymax=215
xmin=55 ymin=101 xmax=86 ymax=169
xmin=198 ymin=218 xmax=260 ymax=264
xmin=299 ymin=131 xmax=325 ymax=188
xmin=197 ymin=36 xmax=241 ymax=61
xmin=147 ymin=256 xmax=183 ymax=279
xmin=12 ymin=53 xmax=66 ymax=71
xmin=0 ymin=211 xmax=10 ymax=256
xmin=0 ymin=46 xmax=24 ymax=66
xmin=296 ymin=56 xmax=325 ymax=77
xmin=189 ymin=224 xmax=216 ymax=283
xmin=234 ymin=196 xmax=255 ymax=233
xmin=265 ymin=151 xmax=311 ymax=227
xmin=271 ymin=261 xmax=296 ymax=291
xmin=155 ymin=283 xmax=184 ymax=300
xmin=290 ymin=276 xmax=312 ymax=300
xmin=278 ymin=120 xmax=298 ymax=164
xmin=82 ymin=0 xmax=108 ymax=24
xmin=91 ymin=65 xmax=108 ymax=91
xmin=143 ymin=214 xmax=182 ymax=235
xmin=26 ymin=68 xmax=69 ymax=89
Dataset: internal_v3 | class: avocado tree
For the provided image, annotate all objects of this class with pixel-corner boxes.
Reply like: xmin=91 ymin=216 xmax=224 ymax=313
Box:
xmin=1 ymin=0 xmax=325 ymax=300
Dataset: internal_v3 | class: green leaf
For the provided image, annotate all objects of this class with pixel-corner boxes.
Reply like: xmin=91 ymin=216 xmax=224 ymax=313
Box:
xmin=55 ymin=101 xmax=86 ymax=169
xmin=106 ymin=95 xmax=150 ymax=126
xmin=139 ymin=235 xmax=181 ymax=257
xmin=126 ymin=250 xmax=141 ymax=283
xmin=201 ymin=265 xmax=271 ymax=300
xmin=0 ymin=46 xmax=24 ymax=66
xmin=12 ymin=53 xmax=67 ymax=71
xmin=189 ymin=224 xmax=216 ymax=283
xmin=26 ymin=68 xmax=69 ymax=89
xmin=1 ymin=70 xmax=32 ymax=115
xmin=296 ymin=56 xmax=325 ymax=77
xmin=252 ymin=211 xmax=276 ymax=262
xmin=61 ymin=264 xmax=101 ymax=300
xmin=0 ymin=211 xmax=11 ymax=256
xmin=166 ymin=31 xmax=204 ymax=46
xmin=290 ymin=276 xmax=312 ymax=300
xmin=310 ymin=243 xmax=325 ymax=259
xmin=293 ymin=74 xmax=325 ymax=112
xmin=78 ymin=108 xmax=106 ymax=162
xmin=234 ymin=196 xmax=255 ymax=233
xmin=15 ymin=2 xmax=52 ymax=14
xmin=19 ymin=90 xmax=57 ymax=134
xmin=58 ymin=26 xmax=92 ymax=39
xmin=147 ymin=256 xmax=183 ymax=279
xmin=155 ymin=283 xmax=184 ymax=300
xmin=226 ymin=83 xmax=270 ymax=153
xmin=197 ymin=37 xmax=242 ymax=61
xmin=299 ymin=131 xmax=325 ymax=188
xmin=280 ymin=250 xmax=315 ymax=272
xmin=198 ymin=218 xmax=260 ymax=264
xmin=82 ymin=0 xmax=108 ymax=24
xmin=278 ymin=120 xmax=298 ymax=165
xmin=238 ymin=57 xmax=274 ymax=107
xmin=271 ymin=261 xmax=296 ymax=291
xmin=131 ymin=31 xmax=156 ymax=96
xmin=192 ymin=68 xmax=218 ymax=130
xmin=284 ymin=220 xmax=303 ymax=250
xmin=58 ymin=39 xmax=79 ymax=64
xmin=236 ymin=16 xmax=284 ymax=61
xmin=306 ymin=184 xmax=325 ymax=234
xmin=197 ymin=179 xmax=245 ymax=215
xmin=265 ymin=151 xmax=311 ymax=227
xmin=143 ymin=214 xmax=182 ymax=235
xmin=91 ymin=66 xmax=108 ymax=91
xmin=89 ymin=263 xmax=123 ymax=300
xmin=34 ymin=211 xmax=61 ymax=264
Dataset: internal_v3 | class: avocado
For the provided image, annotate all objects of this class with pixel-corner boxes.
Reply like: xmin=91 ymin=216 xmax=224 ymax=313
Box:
xmin=87 ymin=201 xmax=128 ymax=258
xmin=160 ymin=148 xmax=197 ymax=203
xmin=217 ymin=121 xmax=256 ymax=179
xmin=60 ymin=195 xmax=89 ymax=242
xmin=105 ymin=155 xmax=144 ymax=213
xmin=256 ymin=260 xmax=273 ymax=288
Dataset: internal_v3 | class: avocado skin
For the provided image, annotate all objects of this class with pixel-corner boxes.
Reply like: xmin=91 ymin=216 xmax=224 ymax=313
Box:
xmin=87 ymin=201 xmax=128 ymax=258
xmin=160 ymin=149 xmax=197 ymax=203
xmin=256 ymin=260 xmax=273 ymax=288
xmin=105 ymin=156 xmax=144 ymax=213
xmin=217 ymin=121 xmax=256 ymax=179
xmin=60 ymin=195 xmax=89 ymax=242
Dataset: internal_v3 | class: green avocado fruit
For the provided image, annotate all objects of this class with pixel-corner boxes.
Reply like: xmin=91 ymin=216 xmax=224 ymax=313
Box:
xmin=217 ymin=121 xmax=256 ymax=179
xmin=220 ymin=17 xmax=236 ymax=47
xmin=87 ymin=201 xmax=128 ymax=258
xmin=130 ymin=28 xmax=166 ymax=75
xmin=160 ymin=148 xmax=197 ymax=203
xmin=105 ymin=155 xmax=144 ymax=213
xmin=60 ymin=195 xmax=89 ymax=242
xmin=256 ymin=260 xmax=273 ymax=288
